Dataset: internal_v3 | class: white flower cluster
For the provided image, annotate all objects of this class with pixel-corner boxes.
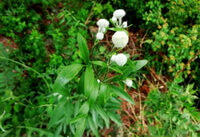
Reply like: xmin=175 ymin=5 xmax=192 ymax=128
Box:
xmin=124 ymin=79 xmax=133 ymax=87
xmin=95 ymin=9 xmax=129 ymax=67
xmin=95 ymin=9 xmax=134 ymax=88
xmin=96 ymin=19 xmax=109 ymax=40
xmin=112 ymin=31 xmax=129 ymax=48
xmin=111 ymin=53 xmax=127 ymax=66
xmin=112 ymin=9 xmax=128 ymax=28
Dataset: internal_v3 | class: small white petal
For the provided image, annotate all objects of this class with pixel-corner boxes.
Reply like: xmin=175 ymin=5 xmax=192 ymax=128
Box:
xmin=97 ymin=19 xmax=109 ymax=28
xmin=113 ymin=9 xmax=126 ymax=19
xmin=114 ymin=53 xmax=128 ymax=66
xmin=122 ymin=21 xmax=128 ymax=28
xmin=124 ymin=79 xmax=133 ymax=87
xmin=112 ymin=31 xmax=129 ymax=48
xmin=96 ymin=32 xmax=104 ymax=40
xmin=97 ymin=79 xmax=100 ymax=83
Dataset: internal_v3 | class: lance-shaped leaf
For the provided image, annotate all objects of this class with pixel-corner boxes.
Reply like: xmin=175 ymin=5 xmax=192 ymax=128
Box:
xmin=77 ymin=33 xmax=90 ymax=64
xmin=88 ymin=116 xmax=100 ymax=137
xmin=84 ymin=65 xmax=94 ymax=97
xmin=74 ymin=117 xmax=86 ymax=137
xmin=53 ymin=64 xmax=83 ymax=94
xmin=107 ymin=112 xmax=122 ymax=126
xmin=128 ymin=59 xmax=148 ymax=71
xmin=94 ymin=104 xmax=110 ymax=128
xmin=111 ymin=85 xmax=134 ymax=104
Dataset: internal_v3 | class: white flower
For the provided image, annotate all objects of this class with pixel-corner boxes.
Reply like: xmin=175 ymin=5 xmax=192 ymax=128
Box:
xmin=111 ymin=53 xmax=127 ymax=66
xmin=122 ymin=21 xmax=128 ymax=28
xmin=96 ymin=32 xmax=104 ymax=40
xmin=97 ymin=19 xmax=109 ymax=28
xmin=111 ymin=16 xmax=117 ymax=23
xmin=124 ymin=79 xmax=133 ymax=87
xmin=112 ymin=31 xmax=129 ymax=48
xmin=113 ymin=9 xmax=126 ymax=19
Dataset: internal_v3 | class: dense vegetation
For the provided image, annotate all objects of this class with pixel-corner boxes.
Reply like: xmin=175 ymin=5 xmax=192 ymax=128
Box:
xmin=0 ymin=0 xmax=199 ymax=136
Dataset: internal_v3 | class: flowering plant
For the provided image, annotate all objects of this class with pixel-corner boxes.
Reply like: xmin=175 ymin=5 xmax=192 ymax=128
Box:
xmin=49 ymin=9 xmax=147 ymax=137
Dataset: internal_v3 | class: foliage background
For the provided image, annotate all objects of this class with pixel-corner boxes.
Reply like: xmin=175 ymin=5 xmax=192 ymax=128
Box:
xmin=0 ymin=0 xmax=199 ymax=136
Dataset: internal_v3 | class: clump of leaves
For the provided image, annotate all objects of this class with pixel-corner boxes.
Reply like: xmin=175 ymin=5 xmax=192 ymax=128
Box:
xmin=145 ymin=79 xmax=200 ymax=137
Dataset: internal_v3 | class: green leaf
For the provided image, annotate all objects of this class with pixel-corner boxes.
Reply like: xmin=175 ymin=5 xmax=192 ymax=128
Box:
xmin=75 ymin=117 xmax=86 ymax=137
xmin=92 ymin=61 xmax=107 ymax=67
xmin=108 ymin=28 xmax=129 ymax=35
xmin=111 ymin=85 xmax=134 ymax=104
xmin=122 ymin=66 xmax=133 ymax=79
xmin=88 ymin=78 xmax=99 ymax=105
xmin=129 ymin=60 xmax=148 ymax=71
xmin=92 ymin=61 xmax=122 ymax=74
xmin=98 ymin=84 xmax=111 ymax=105
xmin=78 ymin=101 xmax=90 ymax=115
xmin=77 ymin=33 xmax=89 ymax=64
xmin=94 ymin=104 xmax=110 ymax=128
xmin=135 ymin=60 xmax=148 ymax=70
xmin=91 ymin=107 xmax=98 ymax=130
xmin=107 ymin=112 xmax=122 ymax=126
xmin=109 ymin=66 xmax=123 ymax=74
xmin=109 ymin=27 xmax=126 ymax=32
xmin=77 ymin=73 xmax=85 ymax=94
xmin=84 ymin=66 xmax=94 ymax=98
xmin=105 ymin=102 xmax=121 ymax=110
xmin=53 ymin=64 xmax=83 ymax=94
xmin=88 ymin=116 xmax=100 ymax=137
xmin=69 ymin=114 xmax=87 ymax=124
xmin=48 ymin=99 xmax=67 ymax=128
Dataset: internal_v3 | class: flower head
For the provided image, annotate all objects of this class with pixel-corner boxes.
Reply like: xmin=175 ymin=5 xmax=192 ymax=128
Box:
xmin=124 ymin=79 xmax=133 ymax=87
xmin=112 ymin=31 xmax=129 ymax=48
xmin=113 ymin=9 xmax=126 ymax=19
xmin=96 ymin=32 xmax=104 ymax=40
xmin=122 ymin=21 xmax=128 ymax=28
xmin=97 ymin=19 xmax=109 ymax=28
xmin=111 ymin=53 xmax=127 ymax=66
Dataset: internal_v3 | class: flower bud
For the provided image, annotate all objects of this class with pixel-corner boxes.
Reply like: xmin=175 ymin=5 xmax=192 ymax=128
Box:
xmin=112 ymin=31 xmax=129 ymax=48
xmin=96 ymin=32 xmax=104 ymax=40
xmin=124 ymin=79 xmax=133 ymax=87
xmin=97 ymin=19 xmax=109 ymax=28
xmin=113 ymin=9 xmax=126 ymax=19
xmin=111 ymin=53 xmax=127 ymax=66
xmin=111 ymin=16 xmax=117 ymax=23
xmin=122 ymin=21 xmax=128 ymax=28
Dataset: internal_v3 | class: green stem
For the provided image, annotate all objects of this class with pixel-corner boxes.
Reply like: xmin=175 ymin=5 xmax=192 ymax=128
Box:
xmin=102 ymin=45 xmax=115 ymax=82
xmin=0 ymin=56 xmax=51 ymax=92
xmin=91 ymin=40 xmax=103 ymax=81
